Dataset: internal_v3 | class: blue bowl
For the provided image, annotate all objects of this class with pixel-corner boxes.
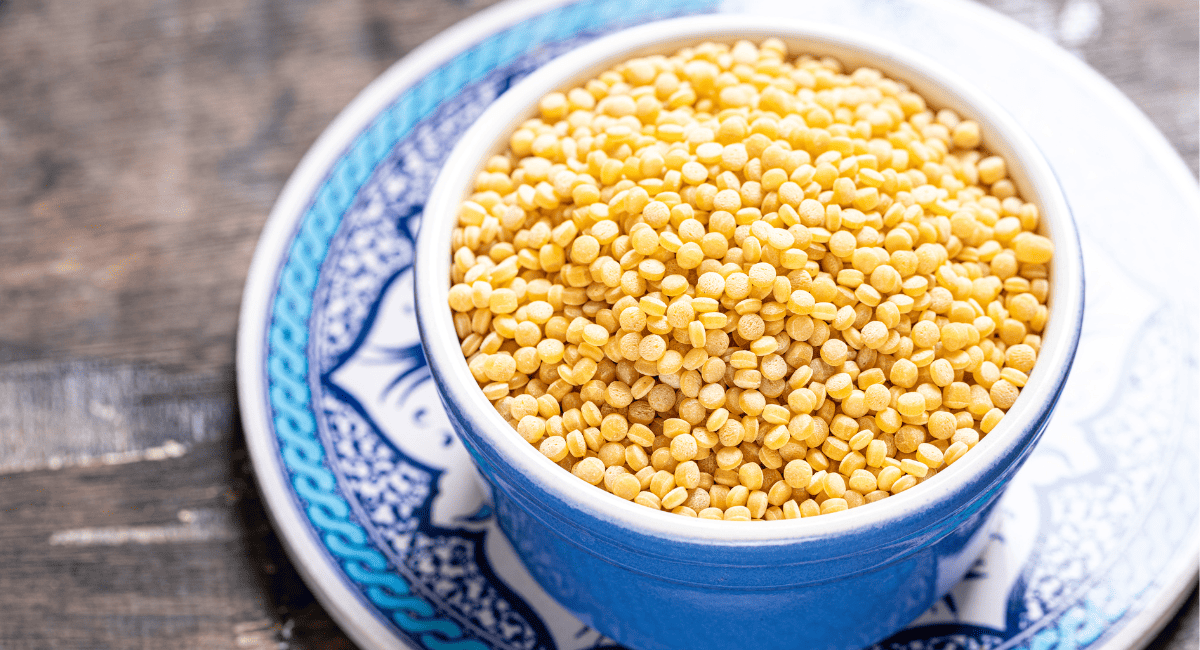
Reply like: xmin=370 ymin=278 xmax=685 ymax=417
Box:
xmin=416 ymin=16 xmax=1084 ymax=650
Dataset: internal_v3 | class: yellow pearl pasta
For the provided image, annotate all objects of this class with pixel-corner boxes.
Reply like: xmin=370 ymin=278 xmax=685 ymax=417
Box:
xmin=449 ymin=38 xmax=1053 ymax=521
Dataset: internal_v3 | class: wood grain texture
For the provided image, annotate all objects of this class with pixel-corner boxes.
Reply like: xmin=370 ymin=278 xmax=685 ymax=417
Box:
xmin=0 ymin=0 xmax=505 ymax=376
xmin=0 ymin=0 xmax=1194 ymax=648
xmin=0 ymin=431 xmax=353 ymax=650
xmin=0 ymin=359 xmax=230 ymax=473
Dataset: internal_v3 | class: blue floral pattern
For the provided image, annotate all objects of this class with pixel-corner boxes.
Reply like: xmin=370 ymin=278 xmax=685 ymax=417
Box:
xmin=261 ymin=1 xmax=719 ymax=648
xmin=253 ymin=2 xmax=1199 ymax=649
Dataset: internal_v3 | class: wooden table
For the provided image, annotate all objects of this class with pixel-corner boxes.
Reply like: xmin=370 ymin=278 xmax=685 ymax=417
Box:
xmin=0 ymin=0 xmax=1195 ymax=647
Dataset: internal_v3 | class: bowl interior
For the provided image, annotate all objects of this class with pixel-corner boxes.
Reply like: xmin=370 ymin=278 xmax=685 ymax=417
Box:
xmin=415 ymin=15 xmax=1084 ymax=546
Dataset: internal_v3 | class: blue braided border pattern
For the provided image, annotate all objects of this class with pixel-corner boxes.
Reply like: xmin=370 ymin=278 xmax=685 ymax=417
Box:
xmin=262 ymin=1 xmax=720 ymax=648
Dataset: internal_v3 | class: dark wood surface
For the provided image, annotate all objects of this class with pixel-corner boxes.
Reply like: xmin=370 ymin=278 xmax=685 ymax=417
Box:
xmin=0 ymin=0 xmax=1195 ymax=648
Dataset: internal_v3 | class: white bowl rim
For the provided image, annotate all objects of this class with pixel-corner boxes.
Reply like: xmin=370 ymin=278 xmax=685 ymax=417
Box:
xmin=416 ymin=14 xmax=1084 ymax=546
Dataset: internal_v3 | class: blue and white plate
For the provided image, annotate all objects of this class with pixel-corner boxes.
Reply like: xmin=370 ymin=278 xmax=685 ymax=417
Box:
xmin=236 ymin=1 xmax=1199 ymax=648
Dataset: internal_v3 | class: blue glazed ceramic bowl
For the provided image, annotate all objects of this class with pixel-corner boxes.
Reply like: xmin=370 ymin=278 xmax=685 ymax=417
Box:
xmin=416 ymin=16 xmax=1084 ymax=650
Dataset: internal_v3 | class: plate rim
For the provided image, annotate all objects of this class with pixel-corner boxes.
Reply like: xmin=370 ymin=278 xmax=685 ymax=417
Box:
xmin=235 ymin=0 xmax=1200 ymax=649
xmin=235 ymin=1 xmax=589 ymax=647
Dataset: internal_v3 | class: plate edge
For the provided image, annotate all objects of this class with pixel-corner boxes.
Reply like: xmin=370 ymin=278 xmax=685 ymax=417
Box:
xmin=234 ymin=1 xmax=585 ymax=648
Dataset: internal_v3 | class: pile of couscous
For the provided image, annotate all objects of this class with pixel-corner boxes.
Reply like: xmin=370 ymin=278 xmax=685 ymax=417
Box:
xmin=446 ymin=38 xmax=1053 ymax=521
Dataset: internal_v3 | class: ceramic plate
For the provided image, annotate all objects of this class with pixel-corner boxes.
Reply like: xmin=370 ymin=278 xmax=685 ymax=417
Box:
xmin=236 ymin=1 xmax=1200 ymax=648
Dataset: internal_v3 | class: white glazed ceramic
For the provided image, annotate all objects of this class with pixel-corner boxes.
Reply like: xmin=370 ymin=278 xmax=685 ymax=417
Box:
xmin=236 ymin=1 xmax=1199 ymax=649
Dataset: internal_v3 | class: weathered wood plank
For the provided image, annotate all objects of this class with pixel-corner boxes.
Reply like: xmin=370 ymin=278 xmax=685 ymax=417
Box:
xmin=0 ymin=433 xmax=354 ymax=649
xmin=0 ymin=0 xmax=505 ymax=377
xmin=0 ymin=359 xmax=231 ymax=474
